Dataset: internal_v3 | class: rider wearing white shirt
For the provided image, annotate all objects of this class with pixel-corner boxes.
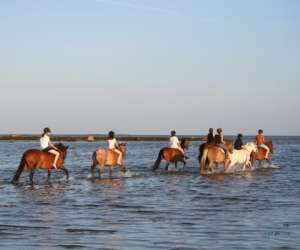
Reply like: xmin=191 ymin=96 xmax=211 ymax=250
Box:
xmin=107 ymin=131 xmax=122 ymax=165
xmin=169 ymin=130 xmax=185 ymax=155
xmin=40 ymin=127 xmax=60 ymax=169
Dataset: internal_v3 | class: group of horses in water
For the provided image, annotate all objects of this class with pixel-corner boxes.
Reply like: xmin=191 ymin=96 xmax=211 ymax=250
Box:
xmin=11 ymin=138 xmax=273 ymax=185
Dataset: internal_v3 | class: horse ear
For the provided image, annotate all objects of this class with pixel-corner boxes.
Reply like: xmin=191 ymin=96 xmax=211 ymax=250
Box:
xmin=66 ymin=145 xmax=69 ymax=149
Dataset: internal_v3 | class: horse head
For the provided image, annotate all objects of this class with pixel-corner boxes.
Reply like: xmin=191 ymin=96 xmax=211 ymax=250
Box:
xmin=119 ymin=143 xmax=127 ymax=156
xmin=54 ymin=143 xmax=69 ymax=161
xmin=266 ymin=140 xmax=274 ymax=154
xmin=180 ymin=138 xmax=190 ymax=150
xmin=243 ymin=142 xmax=258 ymax=153
xmin=225 ymin=140 xmax=234 ymax=153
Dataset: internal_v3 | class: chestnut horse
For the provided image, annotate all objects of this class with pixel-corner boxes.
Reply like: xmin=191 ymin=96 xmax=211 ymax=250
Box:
xmin=91 ymin=143 xmax=127 ymax=178
xmin=251 ymin=141 xmax=274 ymax=165
xmin=11 ymin=143 xmax=69 ymax=185
xmin=199 ymin=140 xmax=234 ymax=175
xmin=152 ymin=138 xmax=189 ymax=171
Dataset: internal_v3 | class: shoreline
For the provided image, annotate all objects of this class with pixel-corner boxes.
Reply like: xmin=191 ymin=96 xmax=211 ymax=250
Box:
xmin=0 ymin=134 xmax=204 ymax=142
xmin=0 ymin=134 xmax=297 ymax=142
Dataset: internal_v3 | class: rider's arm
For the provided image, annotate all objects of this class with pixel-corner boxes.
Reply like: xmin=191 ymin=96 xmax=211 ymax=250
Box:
xmin=220 ymin=133 xmax=225 ymax=144
xmin=115 ymin=139 xmax=120 ymax=148
xmin=176 ymin=138 xmax=183 ymax=149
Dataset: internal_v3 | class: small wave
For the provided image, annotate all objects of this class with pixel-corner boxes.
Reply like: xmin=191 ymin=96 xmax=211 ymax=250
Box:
xmin=252 ymin=162 xmax=280 ymax=170
xmin=65 ymin=228 xmax=117 ymax=234
xmin=56 ymin=245 xmax=86 ymax=249
xmin=86 ymin=173 xmax=93 ymax=179
xmin=57 ymin=176 xmax=75 ymax=182
xmin=121 ymin=170 xmax=134 ymax=178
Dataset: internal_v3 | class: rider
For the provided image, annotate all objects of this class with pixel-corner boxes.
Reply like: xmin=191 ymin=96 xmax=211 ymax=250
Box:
xmin=256 ymin=129 xmax=270 ymax=160
xmin=40 ymin=127 xmax=60 ymax=169
xmin=108 ymin=131 xmax=122 ymax=165
xmin=234 ymin=133 xmax=244 ymax=150
xmin=169 ymin=130 xmax=185 ymax=156
xmin=215 ymin=128 xmax=228 ymax=159
xmin=206 ymin=128 xmax=215 ymax=144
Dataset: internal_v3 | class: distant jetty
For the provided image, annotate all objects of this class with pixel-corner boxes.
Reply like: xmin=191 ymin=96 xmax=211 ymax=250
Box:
xmin=0 ymin=134 xmax=205 ymax=142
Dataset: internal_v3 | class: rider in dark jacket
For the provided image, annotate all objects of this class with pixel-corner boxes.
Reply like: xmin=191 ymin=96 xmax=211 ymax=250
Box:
xmin=207 ymin=128 xmax=215 ymax=144
xmin=234 ymin=134 xmax=244 ymax=150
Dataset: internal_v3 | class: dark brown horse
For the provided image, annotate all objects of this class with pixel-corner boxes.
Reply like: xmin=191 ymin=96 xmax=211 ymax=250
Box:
xmin=11 ymin=143 xmax=69 ymax=184
xmin=152 ymin=138 xmax=189 ymax=171
xmin=251 ymin=141 xmax=274 ymax=165
xmin=91 ymin=143 xmax=127 ymax=178
xmin=199 ymin=140 xmax=234 ymax=175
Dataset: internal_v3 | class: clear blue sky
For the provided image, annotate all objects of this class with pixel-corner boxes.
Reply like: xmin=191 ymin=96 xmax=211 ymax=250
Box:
xmin=0 ymin=0 xmax=299 ymax=135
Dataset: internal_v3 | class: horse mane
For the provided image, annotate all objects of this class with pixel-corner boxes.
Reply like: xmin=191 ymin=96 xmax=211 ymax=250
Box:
xmin=54 ymin=143 xmax=68 ymax=151
xmin=180 ymin=138 xmax=188 ymax=149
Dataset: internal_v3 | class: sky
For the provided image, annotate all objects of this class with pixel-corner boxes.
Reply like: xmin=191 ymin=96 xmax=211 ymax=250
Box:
xmin=0 ymin=0 xmax=299 ymax=135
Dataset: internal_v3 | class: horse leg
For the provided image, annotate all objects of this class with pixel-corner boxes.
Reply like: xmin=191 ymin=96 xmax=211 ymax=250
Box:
xmin=214 ymin=163 xmax=219 ymax=173
xmin=246 ymin=160 xmax=252 ymax=170
xmin=29 ymin=169 xmax=35 ymax=185
xmin=175 ymin=162 xmax=178 ymax=169
xmin=224 ymin=158 xmax=231 ymax=172
xmin=242 ymin=163 xmax=246 ymax=171
xmin=91 ymin=164 xmax=96 ymax=178
xmin=98 ymin=166 xmax=104 ymax=179
xmin=200 ymin=163 xmax=206 ymax=175
xmin=165 ymin=163 xmax=169 ymax=171
xmin=47 ymin=169 xmax=52 ymax=182
xmin=224 ymin=160 xmax=229 ymax=172
xmin=208 ymin=162 xmax=213 ymax=174
xmin=90 ymin=153 xmax=98 ymax=178
xmin=121 ymin=165 xmax=126 ymax=174
xmin=98 ymin=167 xmax=102 ymax=179
xmin=109 ymin=167 xmax=113 ymax=178
xmin=182 ymin=160 xmax=186 ymax=169
xmin=61 ymin=168 xmax=69 ymax=180
xmin=267 ymin=157 xmax=272 ymax=165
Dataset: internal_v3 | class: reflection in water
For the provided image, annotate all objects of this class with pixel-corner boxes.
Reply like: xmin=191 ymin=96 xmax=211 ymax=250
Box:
xmin=91 ymin=178 xmax=124 ymax=189
xmin=0 ymin=139 xmax=299 ymax=250
xmin=19 ymin=183 xmax=66 ymax=199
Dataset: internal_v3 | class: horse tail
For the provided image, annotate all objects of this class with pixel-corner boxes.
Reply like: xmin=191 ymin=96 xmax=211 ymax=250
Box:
xmin=200 ymin=148 xmax=209 ymax=174
xmin=152 ymin=149 xmax=164 ymax=171
xmin=11 ymin=154 xmax=27 ymax=184
xmin=198 ymin=143 xmax=205 ymax=163
xmin=91 ymin=151 xmax=98 ymax=170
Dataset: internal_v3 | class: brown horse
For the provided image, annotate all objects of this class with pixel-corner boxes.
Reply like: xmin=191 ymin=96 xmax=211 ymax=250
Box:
xmin=199 ymin=140 xmax=234 ymax=175
xmin=251 ymin=141 xmax=274 ymax=165
xmin=11 ymin=143 xmax=69 ymax=185
xmin=91 ymin=143 xmax=127 ymax=178
xmin=152 ymin=138 xmax=189 ymax=171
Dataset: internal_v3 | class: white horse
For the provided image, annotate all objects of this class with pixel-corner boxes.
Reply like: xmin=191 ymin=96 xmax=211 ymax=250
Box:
xmin=225 ymin=142 xmax=258 ymax=172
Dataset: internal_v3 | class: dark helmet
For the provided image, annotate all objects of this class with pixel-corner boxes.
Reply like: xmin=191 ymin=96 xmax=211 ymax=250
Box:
xmin=108 ymin=131 xmax=115 ymax=139
xmin=217 ymin=128 xmax=222 ymax=133
xmin=171 ymin=130 xmax=176 ymax=136
xmin=238 ymin=133 xmax=243 ymax=138
xmin=209 ymin=128 xmax=213 ymax=133
xmin=258 ymin=129 xmax=263 ymax=134
xmin=43 ymin=127 xmax=51 ymax=134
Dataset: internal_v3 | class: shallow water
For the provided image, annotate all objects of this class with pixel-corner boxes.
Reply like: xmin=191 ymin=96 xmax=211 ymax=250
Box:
xmin=0 ymin=137 xmax=299 ymax=249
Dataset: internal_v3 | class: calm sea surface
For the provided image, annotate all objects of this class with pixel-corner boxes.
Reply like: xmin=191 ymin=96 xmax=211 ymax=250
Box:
xmin=0 ymin=137 xmax=299 ymax=249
